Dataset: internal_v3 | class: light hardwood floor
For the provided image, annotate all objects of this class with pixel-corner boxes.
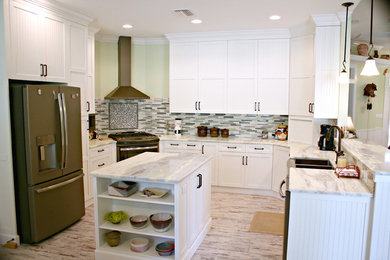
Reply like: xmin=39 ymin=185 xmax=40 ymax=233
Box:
xmin=0 ymin=191 xmax=284 ymax=260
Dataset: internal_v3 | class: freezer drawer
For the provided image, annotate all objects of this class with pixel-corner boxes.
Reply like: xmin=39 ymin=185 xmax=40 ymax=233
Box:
xmin=27 ymin=171 xmax=85 ymax=243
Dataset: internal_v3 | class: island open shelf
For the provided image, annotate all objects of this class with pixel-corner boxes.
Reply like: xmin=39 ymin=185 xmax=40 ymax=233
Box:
xmin=91 ymin=152 xmax=212 ymax=260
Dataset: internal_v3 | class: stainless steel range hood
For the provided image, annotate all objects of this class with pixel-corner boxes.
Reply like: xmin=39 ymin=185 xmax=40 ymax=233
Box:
xmin=105 ymin=36 xmax=150 ymax=99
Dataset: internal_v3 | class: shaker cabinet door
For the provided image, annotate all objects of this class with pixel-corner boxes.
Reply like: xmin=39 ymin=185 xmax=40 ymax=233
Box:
xmin=218 ymin=153 xmax=244 ymax=187
xmin=244 ymin=153 xmax=272 ymax=189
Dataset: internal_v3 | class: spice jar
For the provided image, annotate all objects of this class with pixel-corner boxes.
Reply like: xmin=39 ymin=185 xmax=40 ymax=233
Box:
xmin=105 ymin=231 xmax=121 ymax=247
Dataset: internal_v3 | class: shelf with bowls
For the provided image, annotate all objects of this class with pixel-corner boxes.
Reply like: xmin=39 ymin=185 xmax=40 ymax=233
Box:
xmin=98 ymin=239 xmax=174 ymax=260
xmin=100 ymin=220 xmax=175 ymax=239
xmin=98 ymin=191 xmax=175 ymax=206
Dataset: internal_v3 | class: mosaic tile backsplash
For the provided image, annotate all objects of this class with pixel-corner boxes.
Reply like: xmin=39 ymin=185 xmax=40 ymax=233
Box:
xmin=94 ymin=98 xmax=288 ymax=138
xmin=109 ymin=103 xmax=138 ymax=129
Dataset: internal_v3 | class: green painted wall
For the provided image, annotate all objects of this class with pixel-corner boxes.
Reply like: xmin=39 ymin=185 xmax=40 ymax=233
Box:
xmin=95 ymin=40 xmax=169 ymax=98
xmin=352 ymin=61 xmax=387 ymax=130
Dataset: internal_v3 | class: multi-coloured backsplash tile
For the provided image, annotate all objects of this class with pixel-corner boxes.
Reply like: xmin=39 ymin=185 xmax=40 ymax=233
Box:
xmin=94 ymin=98 xmax=288 ymax=138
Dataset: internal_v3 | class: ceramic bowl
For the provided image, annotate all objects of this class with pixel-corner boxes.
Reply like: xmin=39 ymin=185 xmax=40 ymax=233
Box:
xmin=155 ymin=241 xmax=174 ymax=252
xmin=150 ymin=213 xmax=173 ymax=232
xmin=129 ymin=237 xmax=149 ymax=252
xmin=105 ymin=231 xmax=121 ymax=247
xmin=157 ymin=250 xmax=174 ymax=256
xmin=129 ymin=215 xmax=148 ymax=229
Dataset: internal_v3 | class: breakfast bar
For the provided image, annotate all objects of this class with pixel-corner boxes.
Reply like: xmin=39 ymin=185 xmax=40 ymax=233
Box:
xmin=90 ymin=152 xmax=212 ymax=260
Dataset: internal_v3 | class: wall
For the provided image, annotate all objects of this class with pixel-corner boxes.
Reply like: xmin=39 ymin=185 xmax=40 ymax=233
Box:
xmin=95 ymin=40 xmax=169 ymax=99
xmin=0 ymin=0 xmax=18 ymax=246
xmin=94 ymin=98 xmax=288 ymax=137
xmin=352 ymin=61 xmax=387 ymax=130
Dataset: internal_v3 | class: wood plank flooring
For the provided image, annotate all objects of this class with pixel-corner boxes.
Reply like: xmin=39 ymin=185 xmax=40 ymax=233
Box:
xmin=0 ymin=191 xmax=284 ymax=260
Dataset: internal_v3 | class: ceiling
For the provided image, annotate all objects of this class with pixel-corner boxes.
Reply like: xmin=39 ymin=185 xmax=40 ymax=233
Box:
xmin=55 ymin=0 xmax=361 ymax=39
xmin=350 ymin=0 xmax=390 ymax=47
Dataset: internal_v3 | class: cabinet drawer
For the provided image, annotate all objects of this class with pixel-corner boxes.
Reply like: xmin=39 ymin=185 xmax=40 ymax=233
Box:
xmin=246 ymin=144 xmax=272 ymax=154
xmin=89 ymin=155 xmax=113 ymax=172
xmin=218 ymin=143 xmax=245 ymax=153
xmin=182 ymin=142 xmax=202 ymax=152
xmin=89 ymin=145 xmax=112 ymax=158
xmin=162 ymin=141 xmax=184 ymax=150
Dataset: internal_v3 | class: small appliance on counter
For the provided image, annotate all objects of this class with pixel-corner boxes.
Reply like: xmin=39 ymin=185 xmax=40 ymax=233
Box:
xmin=174 ymin=118 xmax=182 ymax=136
xmin=318 ymin=124 xmax=335 ymax=151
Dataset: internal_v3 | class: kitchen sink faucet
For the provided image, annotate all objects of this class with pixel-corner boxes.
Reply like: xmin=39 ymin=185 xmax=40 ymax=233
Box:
xmin=326 ymin=125 xmax=344 ymax=164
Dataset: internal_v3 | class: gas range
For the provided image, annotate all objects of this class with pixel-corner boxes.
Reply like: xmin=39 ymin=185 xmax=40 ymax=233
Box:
xmin=108 ymin=132 xmax=160 ymax=161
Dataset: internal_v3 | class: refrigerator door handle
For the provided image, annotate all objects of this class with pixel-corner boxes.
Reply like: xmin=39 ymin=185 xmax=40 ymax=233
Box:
xmin=35 ymin=174 xmax=84 ymax=193
xmin=57 ymin=93 xmax=65 ymax=169
xmin=61 ymin=93 xmax=69 ymax=169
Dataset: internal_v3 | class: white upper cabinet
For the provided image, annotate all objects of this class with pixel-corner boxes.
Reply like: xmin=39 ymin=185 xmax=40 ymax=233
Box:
xmin=227 ymin=40 xmax=257 ymax=114
xmin=258 ymin=39 xmax=289 ymax=115
xmin=8 ymin=1 xmax=67 ymax=82
xmin=313 ymin=26 xmax=340 ymax=119
xmin=198 ymin=41 xmax=227 ymax=113
xmin=289 ymin=35 xmax=315 ymax=117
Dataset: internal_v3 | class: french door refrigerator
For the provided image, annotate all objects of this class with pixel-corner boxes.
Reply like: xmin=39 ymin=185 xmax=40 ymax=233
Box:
xmin=9 ymin=83 xmax=85 ymax=243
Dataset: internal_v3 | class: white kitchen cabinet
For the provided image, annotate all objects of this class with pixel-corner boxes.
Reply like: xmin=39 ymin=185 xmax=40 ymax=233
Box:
xmin=271 ymin=146 xmax=290 ymax=192
xmin=289 ymin=77 xmax=315 ymax=117
xmin=86 ymin=29 xmax=98 ymax=114
xmin=288 ymin=116 xmax=314 ymax=145
xmin=92 ymin=156 xmax=211 ymax=260
xmin=227 ymin=40 xmax=257 ymax=114
xmin=8 ymin=0 xmax=68 ymax=82
xmin=86 ymin=143 xmax=116 ymax=202
xmin=217 ymin=143 xmax=273 ymax=189
xmin=202 ymin=143 xmax=218 ymax=186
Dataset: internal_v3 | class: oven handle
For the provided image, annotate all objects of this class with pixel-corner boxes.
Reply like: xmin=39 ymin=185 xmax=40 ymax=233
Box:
xmin=119 ymin=146 xmax=158 ymax=151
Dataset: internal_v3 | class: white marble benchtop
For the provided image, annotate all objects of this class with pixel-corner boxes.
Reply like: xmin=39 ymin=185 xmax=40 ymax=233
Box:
xmin=342 ymin=139 xmax=390 ymax=176
xmin=289 ymin=168 xmax=372 ymax=197
xmin=90 ymin=152 xmax=212 ymax=183
xmin=89 ymin=138 xmax=116 ymax=149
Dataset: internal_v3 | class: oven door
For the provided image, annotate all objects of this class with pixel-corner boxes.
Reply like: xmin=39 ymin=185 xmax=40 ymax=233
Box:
xmin=116 ymin=144 xmax=159 ymax=161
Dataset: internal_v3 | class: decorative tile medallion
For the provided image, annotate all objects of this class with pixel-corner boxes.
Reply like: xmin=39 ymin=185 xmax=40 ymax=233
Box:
xmin=109 ymin=103 xmax=138 ymax=129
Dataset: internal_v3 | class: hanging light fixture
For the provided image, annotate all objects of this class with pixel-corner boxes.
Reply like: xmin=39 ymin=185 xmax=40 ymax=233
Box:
xmin=361 ymin=0 xmax=380 ymax=76
xmin=340 ymin=2 xmax=354 ymax=84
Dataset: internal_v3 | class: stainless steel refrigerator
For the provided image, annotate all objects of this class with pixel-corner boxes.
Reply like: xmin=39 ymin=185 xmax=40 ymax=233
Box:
xmin=9 ymin=82 xmax=85 ymax=243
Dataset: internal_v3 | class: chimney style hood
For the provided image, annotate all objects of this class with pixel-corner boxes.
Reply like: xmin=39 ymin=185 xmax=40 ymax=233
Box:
xmin=105 ymin=36 xmax=150 ymax=99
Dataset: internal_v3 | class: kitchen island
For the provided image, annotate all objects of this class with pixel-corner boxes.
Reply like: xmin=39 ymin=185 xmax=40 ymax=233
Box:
xmin=90 ymin=152 xmax=212 ymax=260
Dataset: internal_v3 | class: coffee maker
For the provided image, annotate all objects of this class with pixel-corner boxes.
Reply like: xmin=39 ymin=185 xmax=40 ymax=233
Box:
xmin=318 ymin=124 xmax=335 ymax=151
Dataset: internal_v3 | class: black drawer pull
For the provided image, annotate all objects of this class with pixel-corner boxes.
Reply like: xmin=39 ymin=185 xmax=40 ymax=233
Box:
xmin=97 ymin=149 xmax=105 ymax=152
xmin=197 ymin=174 xmax=202 ymax=189
xmin=254 ymin=148 xmax=264 ymax=150
xmin=227 ymin=146 xmax=237 ymax=149
xmin=187 ymin=144 xmax=196 ymax=147
xmin=98 ymin=163 xmax=105 ymax=167
xmin=170 ymin=143 xmax=179 ymax=146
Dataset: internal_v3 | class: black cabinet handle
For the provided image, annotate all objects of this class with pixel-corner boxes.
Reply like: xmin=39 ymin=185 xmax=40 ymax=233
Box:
xmin=97 ymin=149 xmax=105 ymax=152
xmin=44 ymin=64 xmax=48 ymax=77
xmin=197 ymin=174 xmax=202 ymax=188
xmin=170 ymin=143 xmax=179 ymax=146
xmin=242 ymin=156 xmax=244 ymax=165
xmin=98 ymin=163 xmax=105 ymax=167
xmin=195 ymin=101 xmax=197 ymax=110
xmin=227 ymin=146 xmax=237 ymax=149
xmin=198 ymin=101 xmax=201 ymax=111
xmin=187 ymin=144 xmax=196 ymax=147
xmin=308 ymin=103 xmax=314 ymax=114
xmin=202 ymin=145 xmax=204 ymax=154
xmin=246 ymin=156 xmax=248 ymax=165
xmin=254 ymin=147 xmax=264 ymax=150
xmin=87 ymin=101 xmax=90 ymax=112
xmin=258 ymin=102 xmax=260 ymax=112
xmin=40 ymin=64 xmax=44 ymax=76
xmin=254 ymin=102 xmax=257 ymax=112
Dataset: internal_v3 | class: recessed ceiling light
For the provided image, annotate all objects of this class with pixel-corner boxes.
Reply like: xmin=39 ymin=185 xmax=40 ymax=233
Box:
xmin=122 ymin=24 xmax=133 ymax=29
xmin=269 ymin=15 xmax=281 ymax=20
xmin=191 ymin=19 xmax=202 ymax=24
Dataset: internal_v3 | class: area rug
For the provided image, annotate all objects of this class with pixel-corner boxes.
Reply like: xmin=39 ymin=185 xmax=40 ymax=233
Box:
xmin=249 ymin=211 xmax=284 ymax=235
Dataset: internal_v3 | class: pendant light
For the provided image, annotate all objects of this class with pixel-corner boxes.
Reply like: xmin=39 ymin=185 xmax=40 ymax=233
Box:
xmin=340 ymin=2 xmax=354 ymax=84
xmin=361 ymin=0 xmax=380 ymax=76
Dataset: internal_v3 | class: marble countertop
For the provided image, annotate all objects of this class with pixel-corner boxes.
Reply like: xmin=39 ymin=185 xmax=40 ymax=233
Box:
xmin=288 ymin=142 xmax=337 ymax=166
xmin=159 ymin=134 xmax=289 ymax=146
xmin=289 ymin=168 xmax=372 ymax=197
xmin=89 ymin=138 xmax=116 ymax=149
xmin=90 ymin=152 xmax=212 ymax=183
xmin=342 ymin=139 xmax=390 ymax=176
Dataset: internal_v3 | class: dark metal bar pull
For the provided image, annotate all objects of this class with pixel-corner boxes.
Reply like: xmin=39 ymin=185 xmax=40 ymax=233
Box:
xmin=97 ymin=149 xmax=105 ymax=152
xmin=198 ymin=101 xmax=201 ymax=110
xmin=170 ymin=143 xmax=179 ymax=146
xmin=246 ymin=156 xmax=248 ymax=165
xmin=40 ymin=64 xmax=44 ymax=76
xmin=87 ymin=101 xmax=90 ymax=112
xmin=258 ymin=102 xmax=260 ymax=112
xmin=195 ymin=101 xmax=197 ymax=110
xmin=44 ymin=64 xmax=48 ymax=77
xmin=202 ymin=145 xmax=204 ymax=154
xmin=242 ymin=156 xmax=244 ymax=165
xmin=254 ymin=102 xmax=257 ymax=111
xmin=254 ymin=147 xmax=264 ymax=150
xmin=187 ymin=144 xmax=196 ymax=147
xmin=197 ymin=174 xmax=203 ymax=188
xmin=227 ymin=146 xmax=237 ymax=149
xmin=98 ymin=163 xmax=105 ymax=167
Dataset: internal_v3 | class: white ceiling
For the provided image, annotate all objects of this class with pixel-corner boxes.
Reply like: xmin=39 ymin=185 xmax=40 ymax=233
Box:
xmin=350 ymin=0 xmax=390 ymax=47
xmin=55 ymin=0 xmax=360 ymax=38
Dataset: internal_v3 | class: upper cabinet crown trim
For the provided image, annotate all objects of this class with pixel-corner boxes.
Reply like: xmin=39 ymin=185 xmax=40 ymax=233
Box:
xmin=311 ymin=14 xmax=340 ymax=27
xmin=165 ymin=29 xmax=291 ymax=42
xmin=13 ymin=0 xmax=93 ymax=25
